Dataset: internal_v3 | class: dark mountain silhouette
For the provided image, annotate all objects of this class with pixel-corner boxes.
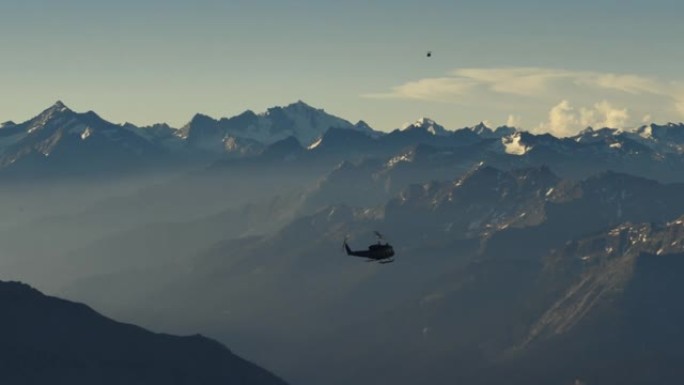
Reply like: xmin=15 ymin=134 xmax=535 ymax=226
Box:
xmin=0 ymin=280 xmax=288 ymax=385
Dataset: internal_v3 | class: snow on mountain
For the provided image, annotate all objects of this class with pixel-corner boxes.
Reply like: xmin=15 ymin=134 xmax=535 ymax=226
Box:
xmin=385 ymin=165 xmax=559 ymax=239
xmin=468 ymin=122 xmax=493 ymax=136
xmin=466 ymin=122 xmax=517 ymax=139
xmin=402 ymin=117 xmax=449 ymax=136
xmin=5 ymin=100 xmax=684 ymax=180
xmin=252 ymin=101 xmax=344 ymax=144
xmin=573 ymin=127 xmax=621 ymax=143
xmin=183 ymin=101 xmax=376 ymax=151
xmin=631 ymin=123 xmax=684 ymax=153
xmin=0 ymin=101 xmax=167 ymax=173
xmin=307 ymin=137 xmax=323 ymax=150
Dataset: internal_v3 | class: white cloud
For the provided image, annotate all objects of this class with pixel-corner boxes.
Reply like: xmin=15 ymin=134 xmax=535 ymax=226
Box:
xmin=536 ymin=100 xmax=630 ymax=137
xmin=363 ymin=77 xmax=476 ymax=102
xmin=545 ymin=100 xmax=579 ymax=137
xmin=677 ymin=100 xmax=684 ymax=117
xmin=370 ymin=67 xmax=679 ymax=102
xmin=592 ymin=74 xmax=666 ymax=95
xmin=451 ymin=67 xmax=574 ymax=96
xmin=365 ymin=67 xmax=684 ymax=131
xmin=593 ymin=100 xmax=629 ymax=128
xmin=506 ymin=114 xmax=522 ymax=128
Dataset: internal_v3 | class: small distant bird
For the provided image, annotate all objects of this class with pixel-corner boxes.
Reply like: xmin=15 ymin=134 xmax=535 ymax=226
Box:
xmin=426 ymin=51 xmax=432 ymax=57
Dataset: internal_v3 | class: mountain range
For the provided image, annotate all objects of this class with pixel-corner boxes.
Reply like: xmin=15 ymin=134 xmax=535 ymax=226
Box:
xmin=3 ymin=100 xmax=684 ymax=182
xmin=3 ymin=101 xmax=684 ymax=385
xmin=46 ymin=165 xmax=684 ymax=385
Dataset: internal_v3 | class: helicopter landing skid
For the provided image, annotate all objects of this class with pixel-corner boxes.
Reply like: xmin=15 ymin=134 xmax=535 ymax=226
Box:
xmin=378 ymin=259 xmax=394 ymax=264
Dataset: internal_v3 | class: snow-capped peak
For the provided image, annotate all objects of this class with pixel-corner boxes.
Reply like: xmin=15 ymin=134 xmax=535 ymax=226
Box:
xmin=260 ymin=100 xmax=316 ymax=117
xmin=45 ymin=100 xmax=71 ymax=114
xmin=470 ymin=121 xmax=491 ymax=135
xmin=574 ymin=126 xmax=622 ymax=142
xmin=53 ymin=100 xmax=67 ymax=109
xmin=183 ymin=101 xmax=367 ymax=148
xmin=402 ymin=117 xmax=449 ymax=135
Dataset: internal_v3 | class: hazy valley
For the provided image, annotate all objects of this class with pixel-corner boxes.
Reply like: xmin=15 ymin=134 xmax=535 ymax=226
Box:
xmin=2 ymin=101 xmax=684 ymax=384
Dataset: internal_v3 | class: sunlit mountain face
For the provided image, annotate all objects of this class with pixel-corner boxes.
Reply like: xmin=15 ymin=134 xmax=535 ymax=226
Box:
xmin=3 ymin=101 xmax=684 ymax=385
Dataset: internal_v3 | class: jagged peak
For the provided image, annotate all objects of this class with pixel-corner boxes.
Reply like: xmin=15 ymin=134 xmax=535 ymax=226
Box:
xmin=0 ymin=280 xmax=42 ymax=296
xmin=39 ymin=100 xmax=73 ymax=116
xmin=189 ymin=113 xmax=216 ymax=124
xmin=417 ymin=117 xmax=436 ymax=125
xmin=1 ymin=120 xmax=16 ymax=128
xmin=234 ymin=109 xmax=257 ymax=118
xmin=402 ymin=117 xmax=449 ymax=135
xmin=494 ymin=125 xmax=516 ymax=132
xmin=51 ymin=100 xmax=68 ymax=110
xmin=468 ymin=121 xmax=500 ymax=138
xmin=288 ymin=99 xmax=314 ymax=108
xmin=472 ymin=121 xmax=490 ymax=129
xmin=259 ymin=100 xmax=325 ymax=118
xmin=354 ymin=120 xmax=373 ymax=130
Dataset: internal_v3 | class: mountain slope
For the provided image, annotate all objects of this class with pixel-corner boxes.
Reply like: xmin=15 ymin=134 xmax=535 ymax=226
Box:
xmin=0 ymin=280 xmax=288 ymax=385
xmin=475 ymin=218 xmax=684 ymax=385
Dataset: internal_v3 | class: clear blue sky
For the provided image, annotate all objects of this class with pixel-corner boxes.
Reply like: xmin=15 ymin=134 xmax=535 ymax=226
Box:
xmin=2 ymin=0 xmax=684 ymax=135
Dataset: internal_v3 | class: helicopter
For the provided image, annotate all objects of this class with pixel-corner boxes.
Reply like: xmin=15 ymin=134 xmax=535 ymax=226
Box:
xmin=343 ymin=231 xmax=395 ymax=264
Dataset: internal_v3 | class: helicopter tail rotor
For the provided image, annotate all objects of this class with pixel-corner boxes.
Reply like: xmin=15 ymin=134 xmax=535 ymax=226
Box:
xmin=342 ymin=235 xmax=352 ymax=255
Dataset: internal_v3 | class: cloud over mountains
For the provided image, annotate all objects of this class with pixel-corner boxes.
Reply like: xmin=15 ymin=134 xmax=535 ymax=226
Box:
xmin=366 ymin=67 xmax=684 ymax=136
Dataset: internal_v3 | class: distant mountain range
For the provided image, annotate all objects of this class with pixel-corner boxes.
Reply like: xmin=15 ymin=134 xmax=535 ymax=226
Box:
xmin=0 ymin=280 xmax=288 ymax=385
xmin=3 ymin=100 xmax=684 ymax=180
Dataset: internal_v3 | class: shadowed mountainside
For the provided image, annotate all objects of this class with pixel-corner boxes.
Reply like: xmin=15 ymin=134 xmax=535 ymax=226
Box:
xmin=0 ymin=280 xmax=289 ymax=385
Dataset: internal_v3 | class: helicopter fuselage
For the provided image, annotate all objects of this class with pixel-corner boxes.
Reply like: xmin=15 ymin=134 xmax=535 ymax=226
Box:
xmin=344 ymin=241 xmax=395 ymax=260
